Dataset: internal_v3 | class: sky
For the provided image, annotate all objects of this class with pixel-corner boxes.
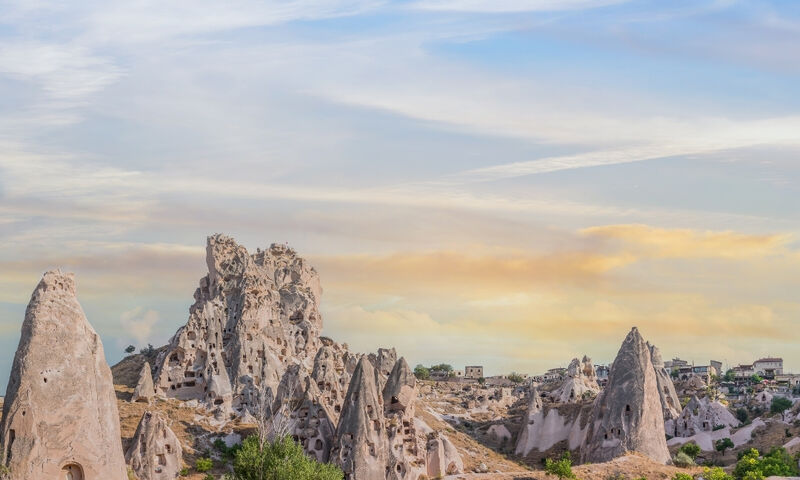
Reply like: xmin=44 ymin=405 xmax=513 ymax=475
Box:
xmin=1 ymin=0 xmax=800 ymax=393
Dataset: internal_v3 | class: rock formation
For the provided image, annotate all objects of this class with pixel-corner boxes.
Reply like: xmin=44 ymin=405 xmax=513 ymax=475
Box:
xmin=383 ymin=357 xmax=425 ymax=480
xmin=670 ymin=396 xmax=740 ymax=438
xmin=154 ymin=235 xmax=323 ymax=415
xmin=514 ymin=386 xmax=591 ymax=459
xmin=648 ymin=343 xmax=681 ymax=424
xmin=581 ymin=327 xmax=671 ymax=465
xmin=291 ymin=377 xmax=337 ymax=463
xmin=369 ymin=347 xmax=398 ymax=388
xmin=330 ymin=356 xmax=388 ymax=479
xmin=311 ymin=339 xmax=355 ymax=423
xmin=0 ymin=271 xmax=127 ymax=479
xmin=131 ymin=361 xmax=155 ymax=403
xmin=553 ymin=356 xmax=600 ymax=403
xmin=125 ymin=410 xmax=183 ymax=480
xmin=425 ymin=432 xmax=463 ymax=477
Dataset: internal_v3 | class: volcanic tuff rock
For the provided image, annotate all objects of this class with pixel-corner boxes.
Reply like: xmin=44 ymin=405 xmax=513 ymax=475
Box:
xmin=648 ymin=343 xmax=681 ymax=424
xmin=125 ymin=411 xmax=183 ymax=480
xmin=131 ymin=361 xmax=155 ymax=403
xmin=553 ymin=356 xmax=600 ymax=403
xmin=514 ymin=386 xmax=592 ymax=458
xmin=383 ymin=357 xmax=426 ymax=480
xmin=581 ymin=327 xmax=671 ymax=465
xmin=0 ymin=271 xmax=127 ymax=480
xmin=290 ymin=377 xmax=337 ymax=463
xmin=331 ymin=356 xmax=388 ymax=480
xmin=154 ymin=235 xmax=323 ymax=415
xmin=426 ymin=431 xmax=463 ymax=478
xmin=670 ymin=395 xmax=740 ymax=438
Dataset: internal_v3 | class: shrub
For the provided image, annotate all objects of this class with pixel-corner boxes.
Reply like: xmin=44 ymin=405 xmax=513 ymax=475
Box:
xmin=672 ymin=473 xmax=692 ymax=480
xmin=734 ymin=447 xmax=799 ymax=479
xmin=508 ymin=372 xmax=525 ymax=383
xmin=195 ymin=457 xmax=213 ymax=473
xmin=213 ymin=438 xmax=242 ymax=462
xmin=544 ymin=452 xmax=575 ymax=479
xmin=736 ymin=408 xmax=749 ymax=423
xmin=477 ymin=377 xmax=486 ymax=385
xmin=233 ymin=435 xmax=343 ymax=480
xmin=414 ymin=365 xmax=431 ymax=380
xmin=203 ymin=475 xmax=215 ymax=480
xmin=712 ymin=424 xmax=725 ymax=431
xmin=179 ymin=467 xmax=190 ymax=476
xmin=125 ymin=345 xmax=136 ymax=354
xmin=703 ymin=466 xmax=733 ymax=480
xmin=680 ymin=442 xmax=701 ymax=459
xmin=673 ymin=451 xmax=695 ymax=468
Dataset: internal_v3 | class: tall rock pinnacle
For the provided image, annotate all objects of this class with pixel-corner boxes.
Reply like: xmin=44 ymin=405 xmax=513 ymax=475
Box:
xmin=0 ymin=271 xmax=127 ymax=479
xmin=581 ymin=327 xmax=671 ymax=464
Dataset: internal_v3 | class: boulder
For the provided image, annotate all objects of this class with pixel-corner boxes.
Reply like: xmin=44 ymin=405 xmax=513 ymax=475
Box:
xmin=131 ymin=362 xmax=155 ymax=403
xmin=0 ymin=271 xmax=127 ymax=480
xmin=581 ymin=327 xmax=671 ymax=464
xmin=125 ymin=411 xmax=183 ymax=480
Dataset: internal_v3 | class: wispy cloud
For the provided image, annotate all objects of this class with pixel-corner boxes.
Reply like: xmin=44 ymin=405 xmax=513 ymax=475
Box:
xmin=410 ymin=0 xmax=627 ymax=13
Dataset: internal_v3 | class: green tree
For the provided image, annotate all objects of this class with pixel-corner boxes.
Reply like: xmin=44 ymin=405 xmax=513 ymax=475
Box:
xmin=703 ymin=466 xmax=733 ymax=480
xmin=735 ymin=408 xmax=749 ymax=424
xmin=544 ymin=452 xmax=575 ymax=479
xmin=734 ymin=447 xmax=799 ymax=479
xmin=430 ymin=364 xmax=453 ymax=375
xmin=124 ymin=345 xmax=136 ymax=354
xmin=723 ymin=369 xmax=736 ymax=382
xmin=750 ymin=374 xmax=764 ymax=383
xmin=770 ymin=396 xmax=793 ymax=420
xmin=233 ymin=435 xmax=343 ymax=480
xmin=507 ymin=372 xmax=524 ymax=384
xmin=679 ymin=442 xmax=701 ymax=459
xmin=413 ymin=364 xmax=430 ymax=380
xmin=195 ymin=457 xmax=213 ymax=473
xmin=477 ymin=377 xmax=486 ymax=385
xmin=715 ymin=438 xmax=734 ymax=456
xmin=673 ymin=451 xmax=695 ymax=468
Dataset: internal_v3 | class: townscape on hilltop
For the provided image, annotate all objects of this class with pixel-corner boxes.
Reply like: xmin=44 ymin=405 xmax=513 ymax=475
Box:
xmin=0 ymin=234 xmax=799 ymax=480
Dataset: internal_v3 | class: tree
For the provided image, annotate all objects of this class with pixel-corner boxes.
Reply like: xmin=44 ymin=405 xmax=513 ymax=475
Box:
xmin=770 ymin=396 xmax=793 ymax=421
xmin=544 ymin=452 xmax=575 ymax=479
xmin=233 ymin=435 xmax=343 ymax=480
xmin=125 ymin=345 xmax=136 ymax=354
xmin=507 ymin=372 xmax=524 ymax=384
xmin=736 ymin=408 xmax=749 ymax=424
xmin=679 ymin=442 xmax=701 ymax=459
xmin=413 ymin=364 xmax=430 ymax=380
xmin=140 ymin=344 xmax=155 ymax=356
xmin=703 ymin=466 xmax=733 ymax=480
xmin=477 ymin=377 xmax=486 ymax=385
xmin=430 ymin=364 xmax=453 ymax=375
xmin=734 ymin=447 xmax=799 ymax=479
xmin=750 ymin=374 xmax=764 ymax=384
xmin=715 ymin=438 xmax=734 ymax=456
xmin=724 ymin=369 xmax=736 ymax=382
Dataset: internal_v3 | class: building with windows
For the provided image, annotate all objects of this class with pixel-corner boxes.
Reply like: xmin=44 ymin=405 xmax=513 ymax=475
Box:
xmin=464 ymin=365 xmax=483 ymax=379
xmin=754 ymin=358 xmax=783 ymax=379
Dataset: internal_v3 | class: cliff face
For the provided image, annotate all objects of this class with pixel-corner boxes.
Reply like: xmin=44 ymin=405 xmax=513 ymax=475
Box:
xmin=581 ymin=327 xmax=671 ymax=465
xmin=0 ymin=271 xmax=127 ymax=480
xmin=154 ymin=234 xmax=323 ymax=415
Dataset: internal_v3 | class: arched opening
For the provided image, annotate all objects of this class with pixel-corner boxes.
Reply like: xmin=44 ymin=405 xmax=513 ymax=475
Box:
xmin=61 ymin=463 xmax=84 ymax=480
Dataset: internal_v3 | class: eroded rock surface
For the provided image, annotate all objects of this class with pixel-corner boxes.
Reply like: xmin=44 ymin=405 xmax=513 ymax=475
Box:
xmin=0 ymin=271 xmax=127 ymax=480
xmin=154 ymin=234 xmax=323 ymax=415
xmin=581 ymin=327 xmax=671 ymax=464
xmin=670 ymin=395 xmax=740 ymax=438
xmin=125 ymin=410 xmax=183 ymax=480
xmin=132 ymin=362 xmax=155 ymax=404
xmin=553 ymin=356 xmax=600 ymax=403
xmin=648 ymin=344 xmax=681 ymax=426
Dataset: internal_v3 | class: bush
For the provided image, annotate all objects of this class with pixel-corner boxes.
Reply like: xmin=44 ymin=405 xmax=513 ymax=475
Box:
xmin=195 ymin=457 xmax=213 ymax=473
xmin=179 ymin=467 xmax=190 ymax=476
xmin=508 ymin=372 xmax=525 ymax=383
xmin=478 ymin=377 xmax=486 ymax=385
xmin=680 ymin=442 xmax=701 ymax=459
xmin=233 ymin=435 xmax=343 ymax=480
xmin=703 ymin=466 xmax=733 ymax=480
xmin=544 ymin=453 xmax=575 ymax=479
xmin=736 ymin=408 xmax=749 ymax=423
xmin=734 ymin=447 xmax=799 ymax=479
xmin=715 ymin=438 xmax=734 ymax=456
xmin=203 ymin=475 xmax=215 ymax=480
xmin=673 ymin=451 xmax=696 ymax=468
xmin=671 ymin=473 xmax=692 ymax=480
xmin=213 ymin=438 xmax=242 ymax=462
xmin=125 ymin=345 xmax=136 ymax=354
xmin=414 ymin=364 xmax=431 ymax=380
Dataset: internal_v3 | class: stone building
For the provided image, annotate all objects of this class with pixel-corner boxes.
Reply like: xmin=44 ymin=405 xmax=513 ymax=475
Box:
xmin=464 ymin=366 xmax=483 ymax=379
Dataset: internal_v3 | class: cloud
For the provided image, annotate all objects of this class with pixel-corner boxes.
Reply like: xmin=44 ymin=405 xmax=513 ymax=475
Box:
xmin=410 ymin=0 xmax=627 ymax=13
xmin=119 ymin=307 xmax=160 ymax=344
xmin=582 ymin=224 xmax=792 ymax=259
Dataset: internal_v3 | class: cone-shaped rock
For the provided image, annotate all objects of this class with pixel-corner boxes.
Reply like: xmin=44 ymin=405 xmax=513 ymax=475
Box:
xmin=291 ymin=377 xmax=337 ymax=463
xmin=125 ymin=410 xmax=183 ymax=480
xmin=131 ymin=361 xmax=155 ymax=403
xmin=581 ymin=327 xmax=671 ymax=464
xmin=648 ymin=343 xmax=681 ymax=423
xmin=0 ymin=271 xmax=127 ymax=479
xmin=383 ymin=357 xmax=426 ymax=480
xmin=331 ymin=356 xmax=387 ymax=479
xmin=553 ymin=356 xmax=600 ymax=403
xmin=514 ymin=386 xmax=544 ymax=456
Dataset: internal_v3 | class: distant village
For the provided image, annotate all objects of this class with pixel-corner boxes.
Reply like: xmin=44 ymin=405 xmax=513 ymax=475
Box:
xmin=417 ymin=355 xmax=797 ymax=400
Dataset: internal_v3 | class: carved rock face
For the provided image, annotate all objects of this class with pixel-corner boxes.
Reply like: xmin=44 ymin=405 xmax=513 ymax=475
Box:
xmin=581 ymin=327 xmax=671 ymax=465
xmin=154 ymin=234 xmax=323 ymax=415
xmin=553 ymin=356 xmax=600 ymax=403
xmin=648 ymin=343 xmax=681 ymax=423
xmin=331 ymin=357 xmax=387 ymax=480
xmin=125 ymin=411 xmax=183 ymax=480
xmin=0 ymin=271 xmax=127 ymax=480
